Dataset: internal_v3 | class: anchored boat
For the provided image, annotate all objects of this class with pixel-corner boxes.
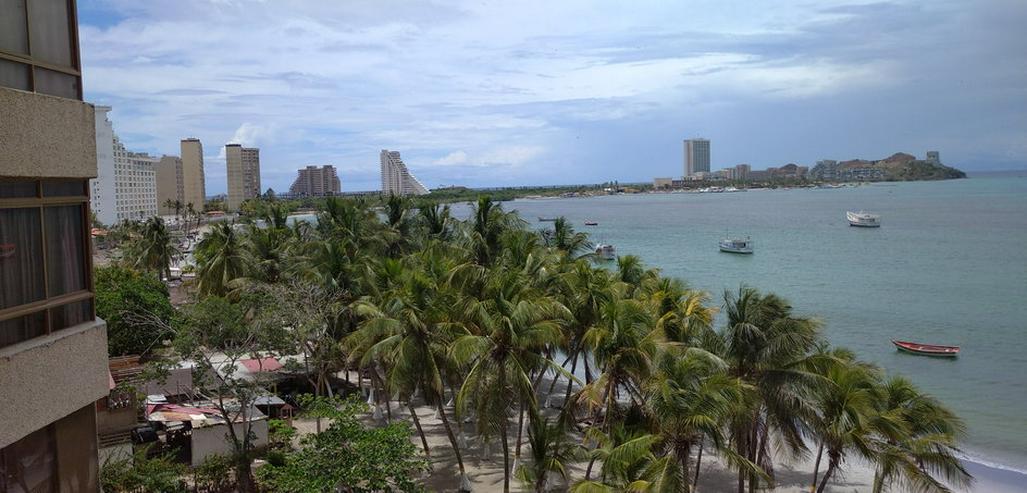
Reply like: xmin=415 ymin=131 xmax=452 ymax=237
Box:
xmin=584 ymin=221 xmax=598 ymax=226
xmin=847 ymin=211 xmax=881 ymax=227
xmin=719 ymin=237 xmax=753 ymax=254
xmin=892 ymin=340 xmax=960 ymax=357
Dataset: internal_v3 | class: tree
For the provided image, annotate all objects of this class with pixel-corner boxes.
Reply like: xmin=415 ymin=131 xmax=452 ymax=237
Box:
xmin=256 ymin=396 xmax=429 ymax=492
xmin=540 ymin=217 xmax=591 ymax=259
xmin=516 ymin=409 xmax=584 ymax=492
xmin=125 ymin=216 xmax=178 ymax=281
xmin=195 ymin=222 xmax=246 ymax=296
xmin=100 ymin=446 xmax=187 ymax=493
xmin=95 ymin=266 xmax=175 ymax=356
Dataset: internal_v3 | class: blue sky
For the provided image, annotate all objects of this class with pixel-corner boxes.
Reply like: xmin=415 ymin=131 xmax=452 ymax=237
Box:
xmin=78 ymin=0 xmax=1027 ymax=193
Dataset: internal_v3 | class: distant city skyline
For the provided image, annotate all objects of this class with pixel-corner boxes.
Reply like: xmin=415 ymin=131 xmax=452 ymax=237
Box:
xmin=78 ymin=1 xmax=1027 ymax=192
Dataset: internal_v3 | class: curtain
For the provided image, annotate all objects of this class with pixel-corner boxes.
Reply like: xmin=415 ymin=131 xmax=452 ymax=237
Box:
xmin=44 ymin=205 xmax=85 ymax=297
xmin=0 ymin=207 xmax=45 ymax=309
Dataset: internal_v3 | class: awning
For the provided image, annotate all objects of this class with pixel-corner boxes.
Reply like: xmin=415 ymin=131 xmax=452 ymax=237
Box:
xmin=241 ymin=357 xmax=283 ymax=373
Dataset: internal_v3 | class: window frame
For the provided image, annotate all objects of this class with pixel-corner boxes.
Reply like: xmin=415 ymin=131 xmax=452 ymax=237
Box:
xmin=0 ymin=178 xmax=95 ymax=346
xmin=0 ymin=0 xmax=82 ymax=100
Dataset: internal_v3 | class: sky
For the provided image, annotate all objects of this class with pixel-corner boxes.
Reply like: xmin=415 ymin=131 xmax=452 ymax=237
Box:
xmin=77 ymin=0 xmax=1027 ymax=193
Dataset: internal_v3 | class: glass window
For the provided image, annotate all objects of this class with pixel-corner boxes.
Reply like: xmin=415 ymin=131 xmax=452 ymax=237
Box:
xmin=0 ymin=311 xmax=46 ymax=348
xmin=0 ymin=0 xmax=29 ymax=54
xmin=0 ymin=180 xmax=38 ymax=199
xmin=0 ymin=58 xmax=31 ymax=91
xmin=50 ymin=299 xmax=90 ymax=332
xmin=0 ymin=424 xmax=57 ymax=493
xmin=33 ymin=66 xmax=78 ymax=99
xmin=0 ymin=208 xmax=45 ymax=310
xmin=42 ymin=180 xmax=86 ymax=197
xmin=27 ymin=0 xmax=73 ymax=68
xmin=44 ymin=205 xmax=85 ymax=296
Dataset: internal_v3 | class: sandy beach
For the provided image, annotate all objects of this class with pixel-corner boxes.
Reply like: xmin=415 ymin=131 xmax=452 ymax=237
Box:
xmin=290 ymin=377 xmax=1027 ymax=492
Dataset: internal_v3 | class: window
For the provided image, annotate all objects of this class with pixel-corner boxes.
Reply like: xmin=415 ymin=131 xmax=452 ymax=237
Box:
xmin=0 ymin=424 xmax=56 ymax=493
xmin=0 ymin=179 xmax=93 ymax=349
xmin=0 ymin=0 xmax=81 ymax=99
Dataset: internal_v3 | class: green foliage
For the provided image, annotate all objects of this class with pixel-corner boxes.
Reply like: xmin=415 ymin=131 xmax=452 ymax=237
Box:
xmin=95 ymin=265 xmax=174 ymax=356
xmin=256 ymin=396 xmax=429 ymax=493
xmin=193 ymin=454 xmax=236 ymax=493
xmin=268 ymin=418 xmax=297 ymax=451
xmin=100 ymin=447 xmax=187 ymax=493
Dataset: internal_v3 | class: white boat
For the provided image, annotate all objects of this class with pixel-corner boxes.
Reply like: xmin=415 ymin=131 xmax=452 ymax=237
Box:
xmin=847 ymin=211 xmax=881 ymax=227
xmin=594 ymin=243 xmax=616 ymax=260
xmin=719 ymin=237 xmax=753 ymax=254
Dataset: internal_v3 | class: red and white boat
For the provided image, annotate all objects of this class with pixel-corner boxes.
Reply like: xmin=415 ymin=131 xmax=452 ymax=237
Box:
xmin=891 ymin=340 xmax=960 ymax=357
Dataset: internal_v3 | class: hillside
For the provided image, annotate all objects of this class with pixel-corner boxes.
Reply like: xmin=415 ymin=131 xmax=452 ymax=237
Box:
xmin=813 ymin=152 xmax=966 ymax=181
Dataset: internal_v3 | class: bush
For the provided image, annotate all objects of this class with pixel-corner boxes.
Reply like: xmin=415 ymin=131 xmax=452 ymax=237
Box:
xmin=193 ymin=454 xmax=235 ymax=493
xmin=100 ymin=446 xmax=187 ymax=493
xmin=95 ymin=266 xmax=174 ymax=356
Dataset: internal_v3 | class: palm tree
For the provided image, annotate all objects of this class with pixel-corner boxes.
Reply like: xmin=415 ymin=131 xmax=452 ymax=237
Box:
xmin=541 ymin=217 xmax=591 ymax=259
xmin=128 ymin=216 xmax=178 ymax=281
xmin=720 ymin=286 xmax=823 ymax=493
xmin=808 ymin=359 xmax=880 ymax=493
xmin=194 ymin=222 xmax=246 ymax=296
xmin=868 ymin=376 xmax=972 ymax=493
xmin=516 ymin=408 xmax=584 ymax=492
xmin=452 ymin=270 xmax=570 ymax=493
xmin=346 ymin=260 xmax=474 ymax=490
xmin=419 ymin=203 xmax=452 ymax=241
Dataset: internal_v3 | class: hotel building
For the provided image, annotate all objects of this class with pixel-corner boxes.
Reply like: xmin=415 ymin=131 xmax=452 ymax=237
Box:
xmin=1 ymin=0 xmax=109 ymax=490
xmin=289 ymin=165 xmax=341 ymax=196
xmin=380 ymin=150 xmax=429 ymax=196
xmin=225 ymin=144 xmax=260 ymax=211
xmin=181 ymin=138 xmax=205 ymax=209
xmin=156 ymin=155 xmax=184 ymax=215
xmin=90 ymin=108 xmax=158 ymax=225
xmin=684 ymin=138 xmax=711 ymax=177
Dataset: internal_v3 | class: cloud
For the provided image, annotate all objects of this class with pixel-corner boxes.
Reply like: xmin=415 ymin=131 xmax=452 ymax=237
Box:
xmin=78 ymin=0 xmax=1027 ymax=193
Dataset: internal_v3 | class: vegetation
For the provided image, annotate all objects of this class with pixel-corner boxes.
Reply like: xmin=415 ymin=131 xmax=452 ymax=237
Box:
xmin=99 ymin=447 xmax=188 ymax=493
xmin=95 ymin=265 xmax=175 ymax=356
xmin=111 ymin=194 xmax=969 ymax=492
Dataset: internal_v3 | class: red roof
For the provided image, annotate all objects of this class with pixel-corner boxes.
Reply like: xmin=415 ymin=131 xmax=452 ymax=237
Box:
xmin=241 ymin=357 xmax=283 ymax=373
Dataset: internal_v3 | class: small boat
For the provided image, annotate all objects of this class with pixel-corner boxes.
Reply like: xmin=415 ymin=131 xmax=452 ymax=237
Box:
xmin=538 ymin=217 xmax=558 ymax=222
xmin=719 ymin=237 xmax=753 ymax=254
xmin=594 ymin=243 xmax=616 ymax=261
xmin=891 ymin=340 xmax=960 ymax=357
xmin=847 ymin=211 xmax=881 ymax=227
xmin=584 ymin=221 xmax=598 ymax=226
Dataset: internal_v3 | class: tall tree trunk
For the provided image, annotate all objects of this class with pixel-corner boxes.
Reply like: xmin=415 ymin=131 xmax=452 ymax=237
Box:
xmin=872 ymin=468 xmax=884 ymax=493
xmin=438 ymin=405 xmax=471 ymax=491
xmin=810 ymin=441 xmax=824 ymax=493
xmin=694 ymin=438 xmax=704 ymax=490
xmin=514 ymin=402 xmax=526 ymax=472
xmin=499 ymin=367 xmax=511 ymax=493
xmin=748 ymin=421 xmax=759 ymax=493
xmin=583 ymin=353 xmax=593 ymax=385
xmin=546 ymin=352 xmax=574 ymax=395
xmin=816 ymin=456 xmax=837 ymax=493
xmin=736 ymin=426 xmax=746 ymax=493
xmin=679 ymin=444 xmax=692 ymax=493
xmin=409 ymin=401 xmax=431 ymax=458
xmin=563 ymin=351 xmax=580 ymax=406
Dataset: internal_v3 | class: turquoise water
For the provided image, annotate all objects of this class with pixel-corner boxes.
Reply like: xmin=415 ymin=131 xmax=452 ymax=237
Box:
xmin=495 ymin=176 xmax=1027 ymax=472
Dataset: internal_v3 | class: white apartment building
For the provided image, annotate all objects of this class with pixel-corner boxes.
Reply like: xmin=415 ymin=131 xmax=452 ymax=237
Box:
xmin=380 ymin=149 xmax=429 ymax=196
xmin=684 ymin=138 xmax=711 ymax=177
xmin=90 ymin=108 xmax=159 ymax=225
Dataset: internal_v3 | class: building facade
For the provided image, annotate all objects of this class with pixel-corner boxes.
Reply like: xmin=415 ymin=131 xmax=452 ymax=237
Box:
xmin=288 ymin=165 xmax=341 ymax=196
xmin=181 ymin=138 xmax=205 ymax=209
xmin=734 ymin=164 xmax=751 ymax=180
xmin=90 ymin=108 xmax=159 ymax=225
xmin=156 ymin=155 xmax=184 ymax=215
xmin=926 ymin=151 xmax=940 ymax=164
xmin=1 ymin=1 xmax=109 ymax=490
xmin=380 ymin=150 xmax=429 ymax=196
xmin=225 ymin=144 xmax=261 ymax=211
xmin=684 ymin=138 xmax=711 ymax=177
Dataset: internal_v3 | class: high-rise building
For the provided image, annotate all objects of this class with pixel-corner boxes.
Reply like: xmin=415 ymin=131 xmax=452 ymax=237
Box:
xmin=1 ymin=1 xmax=109 ymax=489
xmin=380 ymin=150 xmax=429 ymax=196
xmin=289 ymin=165 xmax=342 ymax=196
xmin=684 ymin=138 xmax=711 ymax=177
xmin=734 ymin=163 xmax=751 ymax=180
xmin=156 ymin=155 xmax=184 ymax=215
xmin=181 ymin=138 xmax=206 ymax=209
xmin=91 ymin=110 xmax=159 ymax=225
xmin=225 ymin=144 xmax=261 ymax=211
xmin=926 ymin=151 xmax=940 ymax=164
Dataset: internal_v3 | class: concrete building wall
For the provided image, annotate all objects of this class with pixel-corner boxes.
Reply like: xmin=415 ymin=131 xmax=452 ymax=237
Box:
xmin=684 ymin=138 xmax=711 ymax=177
xmin=0 ymin=87 xmax=96 ymax=179
xmin=380 ymin=150 xmax=429 ymax=196
xmin=289 ymin=165 xmax=341 ymax=196
xmin=156 ymin=155 xmax=184 ymax=215
xmin=181 ymin=138 xmax=205 ymax=209
xmin=191 ymin=419 xmax=268 ymax=467
xmin=91 ymin=106 xmax=117 ymax=225
xmin=0 ymin=320 xmax=109 ymax=448
xmin=226 ymin=145 xmax=261 ymax=211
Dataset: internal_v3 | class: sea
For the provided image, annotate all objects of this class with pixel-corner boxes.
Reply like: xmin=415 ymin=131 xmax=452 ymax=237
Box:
xmin=483 ymin=173 xmax=1027 ymax=475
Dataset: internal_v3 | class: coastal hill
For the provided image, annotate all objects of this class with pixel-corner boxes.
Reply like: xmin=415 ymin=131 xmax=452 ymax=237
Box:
xmin=813 ymin=152 xmax=966 ymax=181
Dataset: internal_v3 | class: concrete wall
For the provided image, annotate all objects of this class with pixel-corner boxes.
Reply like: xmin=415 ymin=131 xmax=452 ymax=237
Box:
xmin=0 ymin=319 xmax=109 ymax=448
xmin=0 ymin=86 xmax=97 ymax=179
xmin=190 ymin=418 xmax=268 ymax=467
xmin=55 ymin=404 xmax=99 ymax=493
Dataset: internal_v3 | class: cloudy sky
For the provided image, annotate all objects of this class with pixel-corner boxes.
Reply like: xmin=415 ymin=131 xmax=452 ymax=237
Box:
xmin=78 ymin=0 xmax=1027 ymax=193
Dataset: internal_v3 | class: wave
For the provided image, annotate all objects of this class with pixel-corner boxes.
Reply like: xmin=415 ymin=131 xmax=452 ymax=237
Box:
xmin=958 ymin=449 xmax=1027 ymax=476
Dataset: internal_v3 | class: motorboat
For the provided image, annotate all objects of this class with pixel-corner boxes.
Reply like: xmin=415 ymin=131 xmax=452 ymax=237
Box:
xmin=847 ymin=211 xmax=881 ymax=227
xmin=538 ymin=217 xmax=558 ymax=222
xmin=892 ymin=340 xmax=960 ymax=357
xmin=584 ymin=221 xmax=598 ymax=226
xmin=719 ymin=237 xmax=753 ymax=254
xmin=594 ymin=243 xmax=616 ymax=260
